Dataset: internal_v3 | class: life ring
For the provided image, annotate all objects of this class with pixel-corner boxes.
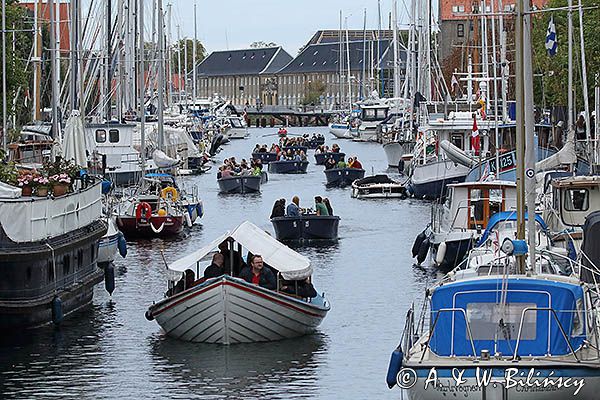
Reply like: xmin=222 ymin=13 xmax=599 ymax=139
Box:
xmin=160 ymin=186 xmax=179 ymax=202
xmin=135 ymin=202 xmax=152 ymax=221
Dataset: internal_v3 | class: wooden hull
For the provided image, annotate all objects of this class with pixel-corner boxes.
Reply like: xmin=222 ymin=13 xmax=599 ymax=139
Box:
xmin=324 ymin=168 xmax=365 ymax=187
xmin=314 ymin=152 xmax=345 ymax=165
xmin=271 ymin=216 xmax=340 ymax=241
xmin=268 ymin=160 xmax=309 ymax=174
xmin=148 ymin=276 xmax=329 ymax=344
xmin=116 ymin=215 xmax=184 ymax=238
xmin=217 ymin=176 xmax=261 ymax=194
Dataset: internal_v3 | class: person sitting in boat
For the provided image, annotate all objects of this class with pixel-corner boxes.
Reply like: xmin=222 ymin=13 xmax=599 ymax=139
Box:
xmin=314 ymin=196 xmax=329 ymax=216
xmin=253 ymin=144 xmax=261 ymax=153
xmin=293 ymin=151 xmax=302 ymax=162
xmin=220 ymin=166 xmax=235 ymax=178
xmin=269 ymin=144 xmax=278 ymax=153
xmin=324 ymin=157 xmax=336 ymax=170
xmin=204 ymin=253 xmax=226 ymax=279
xmin=167 ymin=269 xmax=196 ymax=297
xmin=259 ymin=144 xmax=268 ymax=153
xmin=251 ymin=161 xmax=263 ymax=176
xmin=271 ymin=199 xmax=286 ymax=218
xmin=336 ymin=156 xmax=347 ymax=169
xmin=240 ymin=255 xmax=277 ymax=290
xmin=286 ymin=196 xmax=301 ymax=217
xmin=315 ymin=145 xmax=323 ymax=155
xmin=219 ymin=241 xmax=246 ymax=276
xmin=299 ymin=151 xmax=307 ymax=161
xmin=280 ymin=278 xmax=317 ymax=298
xmin=349 ymin=156 xmax=363 ymax=169
xmin=331 ymin=143 xmax=341 ymax=153
xmin=323 ymin=197 xmax=333 ymax=216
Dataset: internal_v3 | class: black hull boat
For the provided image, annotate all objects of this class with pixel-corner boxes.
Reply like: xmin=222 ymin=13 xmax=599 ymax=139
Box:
xmin=0 ymin=182 xmax=108 ymax=329
xmin=282 ymin=146 xmax=308 ymax=154
xmin=324 ymin=168 xmax=365 ymax=187
xmin=307 ymin=137 xmax=325 ymax=149
xmin=268 ymin=160 xmax=309 ymax=174
xmin=218 ymin=175 xmax=262 ymax=194
xmin=314 ymin=152 xmax=345 ymax=166
xmin=251 ymin=152 xmax=278 ymax=163
xmin=271 ymin=215 xmax=340 ymax=241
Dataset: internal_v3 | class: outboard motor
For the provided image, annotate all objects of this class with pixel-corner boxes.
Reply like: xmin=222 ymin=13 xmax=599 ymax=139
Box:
xmin=581 ymin=211 xmax=600 ymax=283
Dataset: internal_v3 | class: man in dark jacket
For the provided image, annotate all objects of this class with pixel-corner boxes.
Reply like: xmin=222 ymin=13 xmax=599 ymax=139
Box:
xmin=239 ymin=255 xmax=276 ymax=290
xmin=204 ymin=253 xmax=226 ymax=279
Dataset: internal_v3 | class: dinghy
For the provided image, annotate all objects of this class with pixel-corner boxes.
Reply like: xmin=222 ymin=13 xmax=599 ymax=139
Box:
xmin=324 ymin=168 xmax=365 ymax=187
xmin=217 ymin=175 xmax=262 ymax=194
xmin=251 ymin=152 xmax=278 ymax=163
xmin=268 ymin=160 xmax=309 ymax=174
xmin=351 ymin=175 xmax=407 ymax=199
xmin=314 ymin=152 xmax=345 ymax=166
xmin=271 ymin=215 xmax=340 ymax=242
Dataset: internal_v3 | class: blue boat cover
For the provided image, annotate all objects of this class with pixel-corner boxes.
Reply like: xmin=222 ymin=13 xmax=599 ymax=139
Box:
xmin=429 ymin=278 xmax=585 ymax=357
xmin=476 ymin=211 xmax=548 ymax=246
xmin=145 ymin=173 xmax=173 ymax=178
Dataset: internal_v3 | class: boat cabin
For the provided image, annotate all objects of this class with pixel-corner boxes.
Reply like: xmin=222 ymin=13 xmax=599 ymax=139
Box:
xmin=85 ymin=122 xmax=139 ymax=171
xmin=435 ymin=181 xmax=517 ymax=232
xmin=551 ymin=176 xmax=600 ymax=227
xmin=428 ymin=277 xmax=587 ymax=358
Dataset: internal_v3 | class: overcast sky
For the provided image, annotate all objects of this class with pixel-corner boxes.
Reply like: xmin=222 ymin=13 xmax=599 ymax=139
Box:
xmin=169 ymin=0 xmax=415 ymax=55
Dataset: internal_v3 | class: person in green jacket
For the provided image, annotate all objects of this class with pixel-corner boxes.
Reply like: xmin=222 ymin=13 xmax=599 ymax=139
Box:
xmin=336 ymin=155 xmax=347 ymax=169
xmin=314 ymin=196 xmax=329 ymax=216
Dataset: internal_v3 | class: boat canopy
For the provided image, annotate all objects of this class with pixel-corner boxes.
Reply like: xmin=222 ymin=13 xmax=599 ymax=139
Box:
xmin=168 ymin=221 xmax=312 ymax=280
xmin=429 ymin=277 xmax=586 ymax=357
xmin=476 ymin=211 xmax=548 ymax=246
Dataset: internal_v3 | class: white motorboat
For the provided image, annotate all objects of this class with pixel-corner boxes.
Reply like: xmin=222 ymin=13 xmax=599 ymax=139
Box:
xmin=353 ymin=98 xmax=390 ymax=142
xmin=351 ymin=175 xmax=407 ymax=199
xmin=145 ymin=221 xmax=330 ymax=344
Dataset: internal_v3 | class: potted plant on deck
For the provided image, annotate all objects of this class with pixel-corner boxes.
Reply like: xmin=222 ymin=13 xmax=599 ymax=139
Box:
xmin=43 ymin=158 xmax=79 ymax=197
xmin=33 ymin=175 xmax=50 ymax=197
xmin=16 ymin=170 xmax=37 ymax=196
xmin=49 ymin=173 xmax=72 ymax=197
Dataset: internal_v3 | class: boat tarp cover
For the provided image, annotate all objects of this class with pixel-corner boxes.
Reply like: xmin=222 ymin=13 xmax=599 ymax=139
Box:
xmin=476 ymin=211 xmax=548 ymax=246
xmin=168 ymin=221 xmax=312 ymax=280
xmin=429 ymin=278 xmax=585 ymax=357
xmin=0 ymin=182 xmax=21 ymax=199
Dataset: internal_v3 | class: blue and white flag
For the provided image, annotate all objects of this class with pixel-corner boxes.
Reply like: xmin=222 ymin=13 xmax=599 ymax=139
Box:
xmin=545 ymin=16 xmax=558 ymax=56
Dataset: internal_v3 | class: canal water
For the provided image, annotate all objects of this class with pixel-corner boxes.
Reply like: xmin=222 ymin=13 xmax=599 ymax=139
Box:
xmin=0 ymin=127 xmax=436 ymax=399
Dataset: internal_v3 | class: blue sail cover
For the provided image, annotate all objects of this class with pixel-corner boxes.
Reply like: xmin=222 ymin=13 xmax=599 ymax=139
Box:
xmin=429 ymin=278 xmax=585 ymax=357
xmin=476 ymin=211 xmax=548 ymax=246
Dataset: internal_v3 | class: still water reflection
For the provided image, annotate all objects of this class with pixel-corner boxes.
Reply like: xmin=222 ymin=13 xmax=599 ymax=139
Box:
xmin=0 ymin=127 xmax=433 ymax=399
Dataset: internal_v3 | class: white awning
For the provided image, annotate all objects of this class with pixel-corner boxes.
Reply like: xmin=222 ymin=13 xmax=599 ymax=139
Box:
xmin=168 ymin=221 xmax=312 ymax=280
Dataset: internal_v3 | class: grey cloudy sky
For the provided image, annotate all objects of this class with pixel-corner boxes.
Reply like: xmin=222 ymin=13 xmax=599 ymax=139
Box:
xmin=170 ymin=0 xmax=413 ymax=54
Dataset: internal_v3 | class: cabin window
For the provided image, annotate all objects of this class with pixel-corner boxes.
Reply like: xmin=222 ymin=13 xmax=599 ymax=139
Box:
xmin=451 ymin=134 xmax=464 ymax=150
xmin=63 ymin=255 xmax=70 ymax=275
xmin=489 ymin=188 xmax=503 ymax=216
xmin=564 ymin=189 xmax=589 ymax=211
xmin=470 ymin=189 xmax=485 ymax=224
xmin=466 ymin=302 xmax=537 ymax=341
xmin=96 ymin=129 xmax=107 ymax=143
xmin=109 ymin=129 xmax=120 ymax=143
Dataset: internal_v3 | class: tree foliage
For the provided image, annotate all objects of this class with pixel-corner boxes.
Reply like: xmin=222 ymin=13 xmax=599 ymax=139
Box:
xmin=250 ymin=41 xmax=277 ymax=49
xmin=301 ymin=80 xmax=327 ymax=106
xmin=172 ymin=39 xmax=206 ymax=73
xmin=531 ymin=0 xmax=600 ymax=107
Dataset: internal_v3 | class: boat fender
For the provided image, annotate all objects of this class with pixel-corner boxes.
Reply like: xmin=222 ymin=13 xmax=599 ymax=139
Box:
xmin=52 ymin=296 xmax=64 ymax=325
xmin=435 ymin=242 xmax=447 ymax=266
xmin=145 ymin=310 xmax=154 ymax=321
xmin=416 ymin=237 xmax=430 ymax=265
xmin=397 ymin=159 xmax=405 ymax=174
xmin=184 ymin=212 xmax=193 ymax=228
xmin=104 ymin=264 xmax=115 ymax=295
xmin=117 ymin=232 xmax=127 ymax=258
xmin=135 ymin=202 xmax=152 ymax=222
xmin=150 ymin=220 xmax=166 ymax=234
xmin=196 ymin=203 xmax=203 ymax=218
xmin=386 ymin=347 xmax=404 ymax=389
xmin=412 ymin=231 xmax=427 ymax=257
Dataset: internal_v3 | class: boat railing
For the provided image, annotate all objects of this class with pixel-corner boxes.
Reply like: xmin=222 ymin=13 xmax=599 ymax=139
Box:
xmin=421 ymin=308 xmax=478 ymax=360
xmin=512 ymin=307 xmax=580 ymax=361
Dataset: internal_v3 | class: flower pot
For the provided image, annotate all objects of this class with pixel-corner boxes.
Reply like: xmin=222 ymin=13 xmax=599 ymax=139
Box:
xmin=52 ymin=184 xmax=69 ymax=197
xmin=21 ymin=186 xmax=33 ymax=197
xmin=36 ymin=187 xmax=49 ymax=197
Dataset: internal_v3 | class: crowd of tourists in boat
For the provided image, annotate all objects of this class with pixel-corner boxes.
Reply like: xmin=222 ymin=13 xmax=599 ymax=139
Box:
xmin=168 ymin=240 xmax=317 ymax=299
xmin=252 ymin=142 xmax=308 ymax=162
xmin=324 ymin=154 xmax=363 ymax=170
xmin=270 ymin=195 xmax=334 ymax=218
xmin=217 ymin=156 xmax=263 ymax=178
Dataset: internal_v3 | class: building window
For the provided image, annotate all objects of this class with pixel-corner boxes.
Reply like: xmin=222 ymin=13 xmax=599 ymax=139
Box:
xmin=457 ymin=23 xmax=465 ymax=37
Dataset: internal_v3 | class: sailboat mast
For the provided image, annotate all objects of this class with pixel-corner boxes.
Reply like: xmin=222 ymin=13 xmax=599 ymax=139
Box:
xmin=139 ymin=0 xmax=145 ymax=174
xmin=345 ymin=18 xmax=351 ymax=107
xmin=157 ymin=0 xmax=165 ymax=151
xmin=515 ymin=0 xmax=526 ymax=273
xmin=1 ymin=0 xmax=5 ymax=151
xmin=177 ymin=25 xmax=182 ymax=104
xmin=107 ymin=0 xmax=113 ymax=121
xmin=361 ymin=9 xmax=366 ymax=100
xmin=193 ymin=2 xmax=197 ymax=103
xmin=392 ymin=0 xmax=400 ymax=99
xmin=339 ymin=10 xmax=344 ymax=109
xmin=49 ymin=0 xmax=60 ymax=142
xmin=568 ymin=0 xmax=573 ymax=134
xmin=577 ymin=0 xmax=591 ymax=161
xmin=32 ymin=0 xmax=42 ymax=121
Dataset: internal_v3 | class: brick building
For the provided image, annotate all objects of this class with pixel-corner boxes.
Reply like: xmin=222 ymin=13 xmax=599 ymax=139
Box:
xmin=20 ymin=0 xmax=71 ymax=52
